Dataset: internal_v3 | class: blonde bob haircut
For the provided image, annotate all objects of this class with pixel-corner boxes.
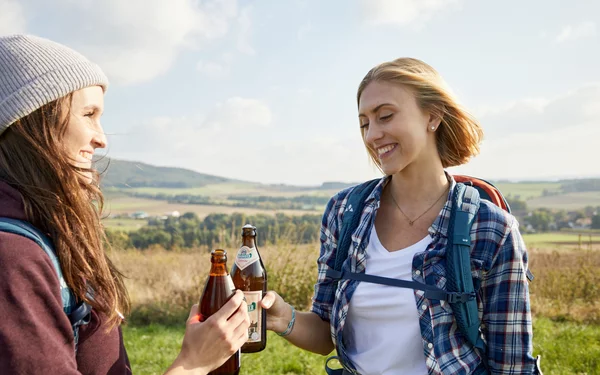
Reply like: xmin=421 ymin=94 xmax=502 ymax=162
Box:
xmin=357 ymin=57 xmax=483 ymax=169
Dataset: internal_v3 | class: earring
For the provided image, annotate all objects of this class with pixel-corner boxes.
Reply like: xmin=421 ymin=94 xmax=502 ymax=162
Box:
xmin=430 ymin=126 xmax=435 ymax=131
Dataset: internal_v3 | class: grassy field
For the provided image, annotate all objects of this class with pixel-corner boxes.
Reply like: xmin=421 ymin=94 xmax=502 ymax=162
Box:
xmin=523 ymin=231 xmax=600 ymax=249
xmin=103 ymin=195 xmax=321 ymax=218
xmin=122 ymin=318 xmax=599 ymax=375
xmin=103 ymin=218 xmax=146 ymax=231
xmin=109 ymin=238 xmax=600 ymax=375
xmin=527 ymin=191 xmax=600 ymax=210
xmin=494 ymin=182 xmax=562 ymax=200
xmin=106 ymin=183 xmax=340 ymax=199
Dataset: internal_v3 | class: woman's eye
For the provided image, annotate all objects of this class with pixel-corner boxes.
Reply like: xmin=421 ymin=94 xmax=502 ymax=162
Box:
xmin=380 ymin=114 xmax=393 ymax=121
xmin=360 ymin=123 xmax=369 ymax=129
xmin=84 ymin=112 xmax=94 ymax=117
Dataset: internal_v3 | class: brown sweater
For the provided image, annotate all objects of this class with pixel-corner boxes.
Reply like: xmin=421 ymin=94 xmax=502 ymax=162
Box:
xmin=0 ymin=181 xmax=131 ymax=374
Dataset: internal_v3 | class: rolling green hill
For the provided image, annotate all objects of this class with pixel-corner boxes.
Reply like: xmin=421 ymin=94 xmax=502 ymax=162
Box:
xmin=96 ymin=158 xmax=237 ymax=188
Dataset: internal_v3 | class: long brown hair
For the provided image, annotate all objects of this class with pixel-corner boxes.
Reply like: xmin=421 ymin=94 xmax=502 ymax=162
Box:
xmin=0 ymin=94 xmax=129 ymax=329
xmin=357 ymin=57 xmax=484 ymax=169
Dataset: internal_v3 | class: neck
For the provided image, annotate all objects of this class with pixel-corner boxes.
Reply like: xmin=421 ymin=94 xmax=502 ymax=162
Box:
xmin=387 ymin=163 xmax=449 ymax=206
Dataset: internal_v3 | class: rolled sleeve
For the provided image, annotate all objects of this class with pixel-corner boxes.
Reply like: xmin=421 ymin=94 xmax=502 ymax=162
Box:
xmin=482 ymin=220 xmax=537 ymax=374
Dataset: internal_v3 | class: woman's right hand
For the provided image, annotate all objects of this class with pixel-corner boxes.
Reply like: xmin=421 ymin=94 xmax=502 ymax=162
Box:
xmin=165 ymin=290 xmax=250 ymax=375
xmin=260 ymin=290 xmax=334 ymax=355
xmin=260 ymin=290 xmax=293 ymax=334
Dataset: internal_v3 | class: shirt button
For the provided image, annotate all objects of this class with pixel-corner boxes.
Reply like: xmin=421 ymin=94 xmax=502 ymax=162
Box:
xmin=427 ymin=343 xmax=433 ymax=349
xmin=415 ymin=270 xmax=421 ymax=275
xmin=421 ymin=304 xmax=427 ymax=310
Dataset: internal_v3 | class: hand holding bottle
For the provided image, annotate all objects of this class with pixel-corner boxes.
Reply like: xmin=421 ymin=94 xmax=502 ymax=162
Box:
xmin=165 ymin=290 xmax=250 ymax=375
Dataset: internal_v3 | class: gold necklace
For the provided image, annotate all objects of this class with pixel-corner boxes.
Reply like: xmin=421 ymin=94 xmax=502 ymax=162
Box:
xmin=389 ymin=184 xmax=449 ymax=226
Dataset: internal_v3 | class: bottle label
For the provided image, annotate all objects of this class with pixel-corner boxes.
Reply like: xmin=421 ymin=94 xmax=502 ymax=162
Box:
xmin=244 ymin=290 xmax=263 ymax=342
xmin=234 ymin=246 xmax=259 ymax=270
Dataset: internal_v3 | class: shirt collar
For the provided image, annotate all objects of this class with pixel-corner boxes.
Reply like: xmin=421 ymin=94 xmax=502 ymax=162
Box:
xmin=364 ymin=175 xmax=389 ymax=205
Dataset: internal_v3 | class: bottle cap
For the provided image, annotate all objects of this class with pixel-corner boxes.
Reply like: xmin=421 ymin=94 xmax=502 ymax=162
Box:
xmin=242 ymin=224 xmax=257 ymax=236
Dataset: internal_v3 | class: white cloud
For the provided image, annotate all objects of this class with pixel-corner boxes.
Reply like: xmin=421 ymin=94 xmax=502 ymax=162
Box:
xmin=451 ymin=122 xmax=599 ymax=181
xmin=0 ymin=0 xmax=26 ymax=35
xmin=360 ymin=0 xmax=462 ymax=28
xmin=452 ymin=84 xmax=600 ymax=180
xmin=197 ymin=60 xmax=230 ymax=78
xmin=474 ymin=84 xmax=600 ymax=138
xmin=556 ymin=21 xmax=597 ymax=43
xmin=107 ymin=97 xmax=272 ymax=175
xmin=38 ymin=0 xmax=240 ymax=85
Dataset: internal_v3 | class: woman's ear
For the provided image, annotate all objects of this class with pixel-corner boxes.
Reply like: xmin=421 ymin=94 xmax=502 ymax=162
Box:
xmin=427 ymin=105 xmax=444 ymax=131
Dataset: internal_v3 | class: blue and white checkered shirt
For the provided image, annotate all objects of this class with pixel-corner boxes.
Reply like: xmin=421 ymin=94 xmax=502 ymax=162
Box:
xmin=311 ymin=175 xmax=538 ymax=375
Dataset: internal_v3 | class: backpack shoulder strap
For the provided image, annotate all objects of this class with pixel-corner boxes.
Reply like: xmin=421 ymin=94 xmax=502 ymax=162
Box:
xmin=446 ymin=184 xmax=488 ymax=360
xmin=0 ymin=217 xmax=91 ymax=352
xmin=334 ymin=179 xmax=380 ymax=273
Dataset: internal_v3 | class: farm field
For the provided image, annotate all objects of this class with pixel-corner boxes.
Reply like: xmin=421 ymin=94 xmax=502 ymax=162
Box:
xmin=527 ymin=191 xmax=600 ymax=210
xmin=105 ymin=183 xmax=340 ymax=199
xmin=103 ymin=195 xmax=321 ymax=218
xmin=494 ymin=182 xmax=562 ymax=200
xmin=523 ymin=231 xmax=600 ymax=249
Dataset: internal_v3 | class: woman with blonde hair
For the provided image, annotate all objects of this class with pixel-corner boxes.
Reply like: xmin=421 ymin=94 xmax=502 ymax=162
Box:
xmin=0 ymin=34 xmax=249 ymax=374
xmin=262 ymin=58 xmax=540 ymax=374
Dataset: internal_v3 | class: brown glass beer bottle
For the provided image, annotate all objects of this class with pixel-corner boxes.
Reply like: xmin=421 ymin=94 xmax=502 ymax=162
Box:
xmin=230 ymin=224 xmax=267 ymax=353
xmin=199 ymin=249 xmax=240 ymax=375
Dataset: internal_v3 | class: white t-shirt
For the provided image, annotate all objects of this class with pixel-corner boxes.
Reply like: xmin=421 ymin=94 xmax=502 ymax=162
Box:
xmin=343 ymin=227 xmax=430 ymax=375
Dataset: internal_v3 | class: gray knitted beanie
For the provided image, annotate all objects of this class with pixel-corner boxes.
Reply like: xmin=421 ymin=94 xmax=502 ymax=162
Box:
xmin=0 ymin=34 xmax=108 ymax=135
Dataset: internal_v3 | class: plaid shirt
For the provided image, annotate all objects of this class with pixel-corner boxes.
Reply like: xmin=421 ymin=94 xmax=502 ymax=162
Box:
xmin=311 ymin=175 xmax=537 ymax=375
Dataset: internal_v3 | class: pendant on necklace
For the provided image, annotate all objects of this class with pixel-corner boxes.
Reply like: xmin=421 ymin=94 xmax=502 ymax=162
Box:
xmin=408 ymin=220 xmax=414 ymax=226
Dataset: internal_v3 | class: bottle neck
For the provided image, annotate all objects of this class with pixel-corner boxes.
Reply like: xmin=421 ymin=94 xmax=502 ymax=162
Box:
xmin=242 ymin=235 xmax=256 ymax=248
xmin=210 ymin=258 xmax=229 ymax=276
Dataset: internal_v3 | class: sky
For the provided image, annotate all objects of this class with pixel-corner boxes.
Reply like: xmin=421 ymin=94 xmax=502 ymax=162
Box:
xmin=1 ymin=0 xmax=598 ymax=185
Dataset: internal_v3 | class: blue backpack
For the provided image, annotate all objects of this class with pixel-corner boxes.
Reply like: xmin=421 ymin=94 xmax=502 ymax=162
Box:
xmin=0 ymin=217 xmax=92 ymax=352
xmin=325 ymin=178 xmax=535 ymax=375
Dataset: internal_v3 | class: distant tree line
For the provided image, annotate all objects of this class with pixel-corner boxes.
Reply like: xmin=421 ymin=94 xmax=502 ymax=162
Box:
xmin=105 ymin=194 xmax=600 ymax=251
xmin=506 ymin=196 xmax=600 ymax=232
xmin=106 ymin=212 xmax=322 ymax=250
xmin=559 ymin=179 xmax=600 ymax=193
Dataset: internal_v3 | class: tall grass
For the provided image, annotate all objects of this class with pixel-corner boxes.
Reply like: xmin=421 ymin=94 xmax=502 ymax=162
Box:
xmin=110 ymin=242 xmax=600 ymax=374
xmin=528 ymin=248 xmax=600 ymax=323
xmin=111 ymin=243 xmax=319 ymax=325
xmin=111 ymin=242 xmax=600 ymax=324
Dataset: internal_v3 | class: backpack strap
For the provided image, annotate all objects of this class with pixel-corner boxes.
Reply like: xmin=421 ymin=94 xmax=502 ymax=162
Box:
xmin=446 ymin=184 xmax=489 ymax=363
xmin=334 ymin=179 xmax=380 ymax=275
xmin=0 ymin=217 xmax=92 ymax=352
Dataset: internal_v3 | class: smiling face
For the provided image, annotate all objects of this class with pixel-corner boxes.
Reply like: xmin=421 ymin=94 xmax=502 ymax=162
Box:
xmin=358 ymin=81 xmax=441 ymax=176
xmin=63 ymin=86 xmax=107 ymax=184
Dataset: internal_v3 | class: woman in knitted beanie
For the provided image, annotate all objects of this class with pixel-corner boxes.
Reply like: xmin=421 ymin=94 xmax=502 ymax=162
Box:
xmin=0 ymin=34 xmax=250 ymax=374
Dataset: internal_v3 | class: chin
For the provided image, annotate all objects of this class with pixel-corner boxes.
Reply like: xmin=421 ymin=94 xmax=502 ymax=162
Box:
xmin=380 ymin=164 xmax=405 ymax=176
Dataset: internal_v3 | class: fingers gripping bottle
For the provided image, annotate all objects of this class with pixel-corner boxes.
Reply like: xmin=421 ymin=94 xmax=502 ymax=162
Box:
xmin=199 ymin=249 xmax=240 ymax=375
xmin=230 ymin=224 xmax=267 ymax=353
